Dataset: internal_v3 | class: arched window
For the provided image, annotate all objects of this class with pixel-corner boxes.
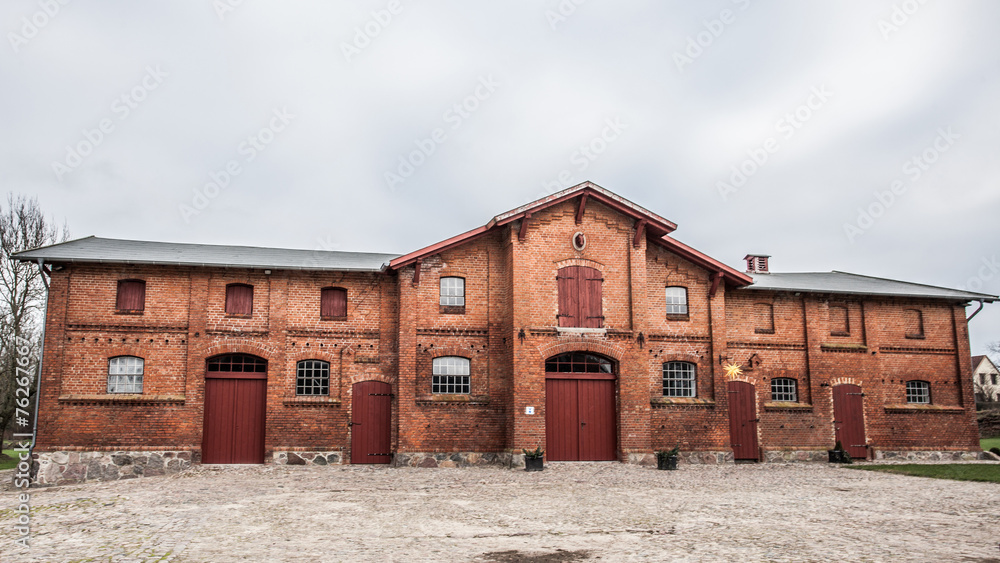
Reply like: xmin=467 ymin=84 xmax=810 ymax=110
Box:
xmin=108 ymin=356 xmax=144 ymax=394
xmin=116 ymin=280 xmax=146 ymax=312
xmin=904 ymin=309 xmax=924 ymax=339
xmin=321 ymin=287 xmax=347 ymax=319
xmin=545 ymin=352 xmax=615 ymax=374
xmin=296 ymin=360 xmax=330 ymax=395
xmin=770 ymin=378 xmax=797 ymax=402
xmin=754 ymin=303 xmax=774 ymax=334
xmin=432 ymin=356 xmax=470 ymax=394
xmin=662 ymin=362 xmax=696 ymax=397
xmin=905 ymin=380 xmax=930 ymax=404
xmin=207 ymin=354 xmax=267 ymax=373
xmin=829 ymin=305 xmax=849 ymax=336
xmin=225 ymin=283 xmax=254 ymax=316
xmin=665 ymin=287 xmax=688 ymax=316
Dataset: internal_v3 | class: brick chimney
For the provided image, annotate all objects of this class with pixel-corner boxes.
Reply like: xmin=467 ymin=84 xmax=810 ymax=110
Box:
xmin=744 ymin=254 xmax=770 ymax=274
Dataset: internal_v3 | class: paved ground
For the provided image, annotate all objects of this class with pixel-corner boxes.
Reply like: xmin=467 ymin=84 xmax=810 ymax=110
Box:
xmin=1 ymin=461 xmax=999 ymax=562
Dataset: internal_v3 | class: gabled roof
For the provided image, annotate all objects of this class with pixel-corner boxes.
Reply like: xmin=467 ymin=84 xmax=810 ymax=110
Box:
xmin=742 ymin=271 xmax=998 ymax=303
xmin=972 ymin=355 xmax=999 ymax=374
xmin=13 ymin=236 xmax=399 ymax=272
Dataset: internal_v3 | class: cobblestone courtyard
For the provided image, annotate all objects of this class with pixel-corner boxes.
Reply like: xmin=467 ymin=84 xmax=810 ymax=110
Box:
xmin=2 ymin=462 xmax=998 ymax=562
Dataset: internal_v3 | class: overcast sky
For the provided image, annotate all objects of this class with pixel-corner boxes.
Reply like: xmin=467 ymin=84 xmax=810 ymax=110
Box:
xmin=2 ymin=1 xmax=998 ymax=355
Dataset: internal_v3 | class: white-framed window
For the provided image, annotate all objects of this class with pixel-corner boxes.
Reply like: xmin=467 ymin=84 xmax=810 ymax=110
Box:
xmin=905 ymin=380 xmax=931 ymax=404
xmin=665 ymin=287 xmax=688 ymax=315
xmin=432 ymin=356 xmax=470 ymax=394
xmin=296 ymin=360 xmax=330 ymax=396
xmin=770 ymin=378 xmax=797 ymax=402
xmin=439 ymin=277 xmax=465 ymax=307
xmin=662 ymin=361 xmax=695 ymax=397
xmin=108 ymin=356 xmax=144 ymax=393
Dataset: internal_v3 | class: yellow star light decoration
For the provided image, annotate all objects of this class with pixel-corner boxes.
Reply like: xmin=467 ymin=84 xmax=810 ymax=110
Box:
xmin=723 ymin=362 xmax=743 ymax=379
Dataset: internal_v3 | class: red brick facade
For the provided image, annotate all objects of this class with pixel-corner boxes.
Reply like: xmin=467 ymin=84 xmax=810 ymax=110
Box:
xmin=31 ymin=186 xmax=982 ymax=476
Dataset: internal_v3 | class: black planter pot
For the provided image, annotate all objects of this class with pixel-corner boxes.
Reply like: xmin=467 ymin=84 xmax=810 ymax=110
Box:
xmin=828 ymin=450 xmax=848 ymax=463
xmin=524 ymin=457 xmax=544 ymax=471
xmin=657 ymin=455 xmax=679 ymax=470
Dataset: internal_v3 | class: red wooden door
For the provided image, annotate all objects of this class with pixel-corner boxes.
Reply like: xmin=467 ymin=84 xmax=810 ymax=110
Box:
xmin=202 ymin=375 xmax=267 ymax=464
xmin=833 ymin=384 xmax=867 ymax=459
xmin=557 ymin=266 xmax=603 ymax=328
xmin=727 ymin=380 xmax=759 ymax=461
xmin=351 ymin=381 xmax=392 ymax=464
xmin=546 ymin=377 xmax=616 ymax=461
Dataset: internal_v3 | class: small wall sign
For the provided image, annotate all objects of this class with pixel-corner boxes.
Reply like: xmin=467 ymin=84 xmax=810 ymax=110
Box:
xmin=525 ymin=406 xmax=535 ymax=415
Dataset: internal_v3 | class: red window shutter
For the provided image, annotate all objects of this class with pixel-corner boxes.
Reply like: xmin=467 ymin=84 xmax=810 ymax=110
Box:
xmin=557 ymin=266 xmax=579 ymax=327
xmin=116 ymin=280 xmax=146 ymax=311
xmin=581 ymin=267 xmax=603 ymax=328
xmin=226 ymin=284 xmax=253 ymax=315
xmin=321 ymin=287 xmax=347 ymax=318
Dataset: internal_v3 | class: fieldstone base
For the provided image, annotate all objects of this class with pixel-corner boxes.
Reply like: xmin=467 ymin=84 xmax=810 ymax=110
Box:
xmin=33 ymin=450 xmax=194 ymax=487
xmin=763 ymin=450 xmax=830 ymax=463
xmin=873 ymin=450 xmax=984 ymax=462
xmin=273 ymin=451 xmax=343 ymax=466
xmin=392 ymin=452 xmax=512 ymax=468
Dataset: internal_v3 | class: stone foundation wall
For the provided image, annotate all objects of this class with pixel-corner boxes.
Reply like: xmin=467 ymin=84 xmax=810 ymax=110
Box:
xmin=272 ymin=451 xmax=343 ymax=465
xmin=763 ymin=450 xmax=831 ymax=463
xmin=873 ymin=450 xmax=985 ymax=462
xmin=33 ymin=450 xmax=195 ymax=486
xmin=391 ymin=452 xmax=512 ymax=468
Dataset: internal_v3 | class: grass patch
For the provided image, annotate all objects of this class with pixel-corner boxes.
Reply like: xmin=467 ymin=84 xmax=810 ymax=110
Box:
xmin=0 ymin=450 xmax=18 ymax=471
xmin=981 ymin=437 xmax=1000 ymax=451
xmin=848 ymin=464 xmax=1000 ymax=483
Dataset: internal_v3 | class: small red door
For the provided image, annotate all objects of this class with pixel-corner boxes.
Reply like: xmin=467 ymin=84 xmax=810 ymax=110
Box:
xmin=833 ymin=384 xmax=867 ymax=459
xmin=546 ymin=377 xmax=616 ymax=461
xmin=202 ymin=375 xmax=267 ymax=464
xmin=727 ymin=380 xmax=759 ymax=461
xmin=351 ymin=381 xmax=392 ymax=464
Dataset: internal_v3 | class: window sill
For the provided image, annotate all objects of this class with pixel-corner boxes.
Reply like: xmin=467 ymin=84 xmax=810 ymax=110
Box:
xmin=320 ymin=316 xmax=347 ymax=322
xmin=764 ymin=401 xmax=813 ymax=412
xmin=830 ymin=331 xmax=850 ymax=337
xmin=651 ymin=397 xmax=714 ymax=407
xmin=439 ymin=305 xmax=466 ymax=315
xmin=884 ymin=404 xmax=964 ymax=414
xmin=905 ymin=334 xmax=926 ymax=340
xmin=754 ymin=328 xmax=775 ymax=335
xmin=416 ymin=394 xmax=490 ymax=405
xmin=58 ymin=394 xmax=185 ymax=405
xmin=114 ymin=310 xmax=145 ymax=316
xmin=665 ymin=314 xmax=690 ymax=322
xmin=225 ymin=314 xmax=253 ymax=319
xmin=555 ymin=327 xmax=607 ymax=336
xmin=283 ymin=397 xmax=341 ymax=407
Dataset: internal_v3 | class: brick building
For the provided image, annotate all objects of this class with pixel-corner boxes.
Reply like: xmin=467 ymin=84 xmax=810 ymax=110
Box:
xmin=17 ymin=182 xmax=997 ymax=485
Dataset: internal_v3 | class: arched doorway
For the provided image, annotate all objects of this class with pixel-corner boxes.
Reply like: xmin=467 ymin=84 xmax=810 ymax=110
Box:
xmin=544 ymin=352 xmax=617 ymax=461
xmin=202 ymin=354 xmax=268 ymax=464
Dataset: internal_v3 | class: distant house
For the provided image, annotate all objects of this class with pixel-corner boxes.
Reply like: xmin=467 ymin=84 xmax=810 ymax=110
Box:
xmin=972 ymin=355 xmax=1000 ymax=403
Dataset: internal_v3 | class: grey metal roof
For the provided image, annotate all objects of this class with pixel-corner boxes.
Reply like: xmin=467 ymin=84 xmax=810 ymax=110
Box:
xmin=13 ymin=236 xmax=400 ymax=272
xmin=741 ymin=271 xmax=997 ymax=302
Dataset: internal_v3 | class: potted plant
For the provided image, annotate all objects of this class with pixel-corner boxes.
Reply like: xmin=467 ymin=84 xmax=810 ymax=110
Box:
xmin=828 ymin=441 xmax=853 ymax=464
xmin=522 ymin=447 xmax=544 ymax=471
xmin=656 ymin=444 xmax=680 ymax=470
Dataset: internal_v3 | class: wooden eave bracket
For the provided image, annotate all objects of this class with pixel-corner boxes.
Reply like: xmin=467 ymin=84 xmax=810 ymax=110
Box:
xmin=575 ymin=193 xmax=588 ymax=224
xmin=709 ymin=271 xmax=723 ymax=297
xmin=518 ymin=212 xmax=532 ymax=242
xmin=633 ymin=219 xmax=647 ymax=248
xmin=412 ymin=258 xmax=422 ymax=285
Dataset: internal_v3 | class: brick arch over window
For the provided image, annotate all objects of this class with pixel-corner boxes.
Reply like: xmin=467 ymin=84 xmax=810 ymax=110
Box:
xmin=203 ymin=342 xmax=276 ymax=363
xmin=554 ymin=258 xmax=605 ymax=270
xmin=535 ymin=338 xmax=627 ymax=364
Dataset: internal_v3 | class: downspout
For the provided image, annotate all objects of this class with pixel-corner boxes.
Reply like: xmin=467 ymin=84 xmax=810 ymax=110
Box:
xmin=29 ymin=259 xmax=50 ymax=479
xmin=966 ymin=300 xmax=984 ymax=322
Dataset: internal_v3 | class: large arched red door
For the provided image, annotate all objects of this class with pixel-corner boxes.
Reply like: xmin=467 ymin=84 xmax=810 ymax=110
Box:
xmin=202 ymin=354 xmax=268 ymax=464
xmin=545 ymin=352 xmax=617 ymax=461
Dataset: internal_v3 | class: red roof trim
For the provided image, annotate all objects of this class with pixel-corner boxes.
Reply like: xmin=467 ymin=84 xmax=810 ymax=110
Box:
xmin=651 ymin=235 xmax=753 ymax=286
xmin=389 ymin=183 xmax=680 ymax=270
